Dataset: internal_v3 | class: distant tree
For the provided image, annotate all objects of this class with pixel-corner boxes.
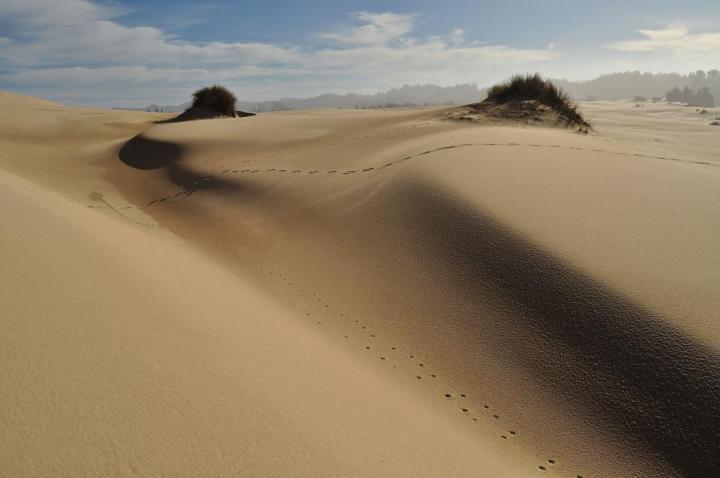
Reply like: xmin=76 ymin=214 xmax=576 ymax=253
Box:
xmin=695 ymin=87 xmax=716 ymax=108
xmin=682 ymin=86 xmax=694 ymax=104
xmin=665 ymin=86 xmax=682 ymax=102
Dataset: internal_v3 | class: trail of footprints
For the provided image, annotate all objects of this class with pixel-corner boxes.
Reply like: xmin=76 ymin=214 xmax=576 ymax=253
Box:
xmin=265 ymin=265 xmax=585 ymax=477
xmin=86 ymin=133 xmax=689 ymax=474
xmin=88 ymin=139 xmax=715 ymax=212
xmin=84 ymin=125 xmax=685 ymax=474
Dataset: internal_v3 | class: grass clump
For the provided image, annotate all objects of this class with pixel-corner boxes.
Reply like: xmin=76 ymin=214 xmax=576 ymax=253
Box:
xmin=486 ymin=73 xmax=589 ymax=128
xmin=191 ymin=85 xmax=237 ymax=117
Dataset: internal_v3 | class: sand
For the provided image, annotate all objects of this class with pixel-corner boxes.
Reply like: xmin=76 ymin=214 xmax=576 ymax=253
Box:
xmin=1 ymin=92 xmax=719 ymax=477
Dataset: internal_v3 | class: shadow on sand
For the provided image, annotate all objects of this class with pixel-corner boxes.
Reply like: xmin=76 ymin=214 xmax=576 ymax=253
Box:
xmin=153 ymin=108 xmax=256 ymax=125
xmin=118 ymin=133 xmax=262 ymax=198
xmin=399 ymin=182 xmax=720 ymax=476
xmin=118 ymin=131 xmax=720 ymax=475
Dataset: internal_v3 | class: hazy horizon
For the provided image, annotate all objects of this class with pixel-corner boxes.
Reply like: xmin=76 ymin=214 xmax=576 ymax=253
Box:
xmin=1 ymin=0 xmax=719 ymax=107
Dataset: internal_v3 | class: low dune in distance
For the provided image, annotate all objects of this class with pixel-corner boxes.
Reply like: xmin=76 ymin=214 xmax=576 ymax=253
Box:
xmin=1 ymin=91 xmax=719 ymax=477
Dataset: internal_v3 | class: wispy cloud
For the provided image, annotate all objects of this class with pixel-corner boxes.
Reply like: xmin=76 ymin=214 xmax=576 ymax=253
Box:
xmin=0 ymin=0 xmax=300 ymax=67
xmin=319 ymin=11 xmax=417 ymax=45
xmin=0 ymin=0 xmax=558 ymax=105
xmin=608 ymin=24 xmax=720 ymax=53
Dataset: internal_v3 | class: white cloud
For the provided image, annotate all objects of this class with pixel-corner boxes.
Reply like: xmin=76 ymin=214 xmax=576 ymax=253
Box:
xmin=608 ymin=24 xmax=720 ymax=53
xmin=0 ymin=0 xmax=300 ymax=67
xmin=4 ymin=65 xmax=281 ymax=85
xmin=450 ymin=28 xmax=465 ymax=46
xmin=0 ymin=0 xmax=126 ymax=27
xmin=0 ymin=0 xmax=559 ymax=105
xmin=319 ymin=11 xmax=417 ymax=45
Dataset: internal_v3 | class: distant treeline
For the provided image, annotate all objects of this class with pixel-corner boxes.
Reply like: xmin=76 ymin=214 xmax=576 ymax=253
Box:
xmin=665 ymin=86 xmax=715 ymax=107
xmin=553 ymin=70 xmax=720 ymax=104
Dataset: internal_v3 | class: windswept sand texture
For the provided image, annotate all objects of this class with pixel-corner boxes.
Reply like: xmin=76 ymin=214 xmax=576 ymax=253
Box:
xmin=1 ymin=93 xmax=719 ymax=477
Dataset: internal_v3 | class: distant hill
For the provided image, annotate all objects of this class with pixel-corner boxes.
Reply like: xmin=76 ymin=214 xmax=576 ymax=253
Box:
xmin=143 ymin=84 xmax=485 ymax=113
xmin=141 ymin=70 xmax=720 ymax=113
xmin=143 ymin=101 xmax=191 ymax=113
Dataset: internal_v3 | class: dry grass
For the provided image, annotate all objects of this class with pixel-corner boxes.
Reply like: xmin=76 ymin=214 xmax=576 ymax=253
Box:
xmin=191 ymin=85 xmax=237 ymax=117
xmin=485 ymin=74 xmax=590 ymax=128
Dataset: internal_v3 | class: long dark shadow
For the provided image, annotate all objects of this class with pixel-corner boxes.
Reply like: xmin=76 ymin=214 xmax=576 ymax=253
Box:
xmin=118 ymin=133 xmax=262 ymax=198
xmin=399 ymin=182 xmax=720 ymax=477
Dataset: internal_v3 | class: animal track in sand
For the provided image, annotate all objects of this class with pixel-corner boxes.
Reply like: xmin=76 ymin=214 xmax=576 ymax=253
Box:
xmin=106 ymin=140 xmax=714 ymax=211
xmin=261 ymin=265 xmax=585 ymax=478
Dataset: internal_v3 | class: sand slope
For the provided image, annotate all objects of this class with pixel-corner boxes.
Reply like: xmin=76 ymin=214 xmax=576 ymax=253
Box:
xmin=2 ymin=93 xmax=719 ymax=477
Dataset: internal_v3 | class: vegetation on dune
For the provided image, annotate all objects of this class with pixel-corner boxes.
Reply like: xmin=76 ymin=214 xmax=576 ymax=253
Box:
xmin=191 ymin=85 xmax=237 ymax=117
xmin=484 ymin=74 xmax=590 ymax=128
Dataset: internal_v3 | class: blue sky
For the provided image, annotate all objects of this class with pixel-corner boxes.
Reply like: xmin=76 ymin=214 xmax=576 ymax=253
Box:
xmin=1 ymin=0 xmax=719 ymax=106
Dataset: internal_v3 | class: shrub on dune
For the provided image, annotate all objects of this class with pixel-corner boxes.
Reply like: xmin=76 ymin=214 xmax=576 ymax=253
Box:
xmin=485 ymin=73 xmax=590 ymax=128
xmin=191 ymin=85 xmax=237 ymax=117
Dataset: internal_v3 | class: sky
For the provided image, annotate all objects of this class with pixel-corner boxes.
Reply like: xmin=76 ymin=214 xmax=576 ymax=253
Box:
xmin=0 ymin=0 xmax=719 ymax=107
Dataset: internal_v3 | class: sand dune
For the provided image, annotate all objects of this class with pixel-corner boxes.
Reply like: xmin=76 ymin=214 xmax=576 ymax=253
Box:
xmin=2 ymin=93 xmax=719 ymax=477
